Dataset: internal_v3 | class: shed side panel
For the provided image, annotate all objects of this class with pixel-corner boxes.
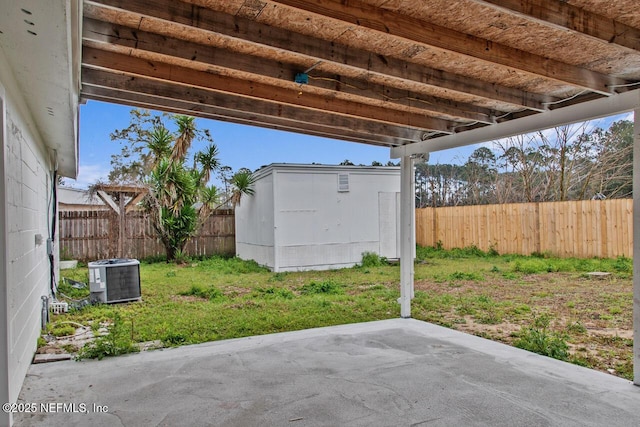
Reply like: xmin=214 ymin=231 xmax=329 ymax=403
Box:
xmin=274 ymin=168 xmax=400 ymax=271
xmin=235 ymin=171 xmax=275 ymax=269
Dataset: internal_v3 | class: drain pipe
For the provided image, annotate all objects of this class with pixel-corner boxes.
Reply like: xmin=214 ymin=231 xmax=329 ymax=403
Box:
xmin=40 ymin=295 xmax=49 ymax=330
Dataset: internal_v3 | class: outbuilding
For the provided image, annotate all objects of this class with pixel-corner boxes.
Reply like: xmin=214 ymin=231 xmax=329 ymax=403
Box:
xmin=235 ymin=164 xmax=401 ymax=272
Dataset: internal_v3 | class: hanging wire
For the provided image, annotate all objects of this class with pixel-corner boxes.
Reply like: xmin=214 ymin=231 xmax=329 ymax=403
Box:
xmin=308 ymin=75 xmax=434 ymax=106
xmin=420 ymin=131 xmax=440 ymax=141
xmin=452 ymin=121 xmax=479 ymax=132
xmin=606 ymin=81 xmax=640 ymax=89
xmin=494 ymin=111 xmax=513 ymax=120
xmin=542 ymin=90 xmax=589 ymax=106
xmin=308 ymin=75 xmax=366 ymax=91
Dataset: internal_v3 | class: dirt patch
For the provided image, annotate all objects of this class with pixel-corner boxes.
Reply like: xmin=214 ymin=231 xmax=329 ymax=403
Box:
xmin=455 ymin=316 xmax=521 ymax=340
xmin=413 ymin=272 xmax=633 ymax=379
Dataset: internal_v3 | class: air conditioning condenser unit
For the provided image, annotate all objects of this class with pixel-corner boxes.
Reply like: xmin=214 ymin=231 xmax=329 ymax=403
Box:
xmin=88 ymin=258 xmax=141 ymax=304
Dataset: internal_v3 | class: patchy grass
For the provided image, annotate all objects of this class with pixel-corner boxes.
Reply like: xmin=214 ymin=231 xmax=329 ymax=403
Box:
xmin=52 ymin=250 xmax=633 ymax=380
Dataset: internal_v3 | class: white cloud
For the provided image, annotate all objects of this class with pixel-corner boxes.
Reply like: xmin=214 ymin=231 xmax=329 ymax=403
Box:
xmin=64 ymin=163 xmax=110 ymax=189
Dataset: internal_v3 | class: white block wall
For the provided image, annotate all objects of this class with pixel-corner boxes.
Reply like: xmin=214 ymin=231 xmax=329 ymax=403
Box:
xmin=1 ymin=48 xmax=54 ymax=426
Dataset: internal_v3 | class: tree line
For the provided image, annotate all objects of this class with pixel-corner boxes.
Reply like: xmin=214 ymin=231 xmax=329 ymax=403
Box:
xmin=415 ymin=120 xmax=633 ymax=208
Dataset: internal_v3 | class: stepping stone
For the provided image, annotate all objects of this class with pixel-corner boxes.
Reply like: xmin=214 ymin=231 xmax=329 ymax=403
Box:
xmin=33 ymin=353 xmax=72 ymax=364
xmin=586 ymin=272 xmax=611 ymax=279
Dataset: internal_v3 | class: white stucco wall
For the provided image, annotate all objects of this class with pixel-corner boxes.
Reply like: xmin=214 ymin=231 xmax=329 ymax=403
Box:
xmin=236 ymin=165 xmax=400 ymax=272
xmin=1 ymin=48 xmax=54 ymax=426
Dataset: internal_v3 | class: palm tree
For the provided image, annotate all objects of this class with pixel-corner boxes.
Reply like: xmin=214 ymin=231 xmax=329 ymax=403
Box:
xmin=229 ymin=170 xmax=255 ymax=206
xmin=147 ymin=126 xmax=172 ymax=166
xmin=195 ymin=144 xmax=221 ymax=186
xmin=112 ymin=111 xmax=255 ymax=263
xmin=170 ymin=115 xmax=195 ymax=162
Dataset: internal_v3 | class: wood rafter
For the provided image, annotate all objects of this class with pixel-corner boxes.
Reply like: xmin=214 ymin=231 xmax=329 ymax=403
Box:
xmin=80 ymin=0 xmax=640 ymax=148
xmin=83 ymin=17 xmax=496 ymax=123
xmin=272 ymin=0 xmax=623 ymax=94
xmin=82 ymin=46 xmax=453 ymax=132
xmin=481 ymin=0 xmax=640 ymax=52
xmin=84 ymin=0 xmax=549 ymax=111
xmin=81 ymin=68 xmax=429 ymax=146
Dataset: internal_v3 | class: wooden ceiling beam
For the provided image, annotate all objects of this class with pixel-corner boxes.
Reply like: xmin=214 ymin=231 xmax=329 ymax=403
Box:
xmin=82 ymin=46 xmax=454 ymax=132
xmin=84 ymin=0 xmax=549 ymax=111
xmin=82 ymin=17 xmax=496 ymax=124
xmin=480 ymin=0 xmax=640 ymax=52
xmin=273 ymin=0 xmax=621 ymax=94
xmin=81 ymin=68 xmax=428 ymax=146
xmin=83 ymin=91 xmax=394 ymax=146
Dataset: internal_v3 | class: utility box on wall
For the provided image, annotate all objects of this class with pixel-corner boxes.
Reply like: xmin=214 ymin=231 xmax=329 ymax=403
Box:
xmin=235 ymin=164 xmax=401 ymax=272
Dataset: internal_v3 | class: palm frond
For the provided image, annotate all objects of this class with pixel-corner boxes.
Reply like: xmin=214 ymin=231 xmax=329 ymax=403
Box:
xmin=195 ymin=144 xmax=221 ymax=185
xmin=147 ymin=126 xmax=172 ymax=165
xmin=230 ymin=170 xmax=256 ymax=206
xmin=197 ymin=185 xmax=221 ymax=224
xmin=171 ymin=115 xmax=196 ymax=162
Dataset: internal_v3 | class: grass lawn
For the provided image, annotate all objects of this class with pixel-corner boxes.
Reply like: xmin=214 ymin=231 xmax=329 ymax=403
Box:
xmin=47 ymin=247 xmax=633 ymax=380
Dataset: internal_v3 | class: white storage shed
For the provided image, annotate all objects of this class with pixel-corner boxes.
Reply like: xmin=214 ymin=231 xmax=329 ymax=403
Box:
xmin=235 ymin=164 xmax=401 ymax=272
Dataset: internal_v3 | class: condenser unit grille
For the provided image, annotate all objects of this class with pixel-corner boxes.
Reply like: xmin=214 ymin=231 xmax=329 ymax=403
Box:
xmin=105 ymin=264 xmax=141 ymax=302
xmin=88 ymin=258 xmax=141 ymax=304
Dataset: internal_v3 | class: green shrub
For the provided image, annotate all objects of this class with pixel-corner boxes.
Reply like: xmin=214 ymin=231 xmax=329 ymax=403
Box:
xmin=57 ymin=275 xmax=90 ymax=300
xmin=37 ymin=336 xmax=48 ymax=348
xmin=416 ymin=244 xmax=496 ymax=260
xmin=180 ymin=284 xmax=223 ymax=300
xmin=476 ymin=312 xmax=503 ymax=325
xmin=514 ymin=314 xmax=569 ymax=361
xmin=566 ymin=321 xmax=587 ymax=334
xmin=76 ymin=314 xmax=138 ymax=360
xmin=163 ymin=332 xmax=188 ymax=346
xmin=48 ymin=324 xmax=77 ymax=338
xmin=613 ymin=256 xmax=632 ymax=273
xmin=300 ymin=279 xmax=343 ymax=295
xmin=513 ymin=259 xmax=550 ymax=274
xmin=360 ymin=252 xmax=387 ymax=267
xmin=269 ymin=272 xmax=287 ymax=282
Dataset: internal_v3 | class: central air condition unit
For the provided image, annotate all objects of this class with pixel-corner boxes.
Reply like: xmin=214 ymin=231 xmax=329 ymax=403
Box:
xmin=88 ymin=258 xmax=141 ymax=304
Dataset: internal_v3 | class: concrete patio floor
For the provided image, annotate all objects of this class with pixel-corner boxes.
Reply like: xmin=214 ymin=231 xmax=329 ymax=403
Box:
xmin=14 ymin=318 xmax=640 ymax=426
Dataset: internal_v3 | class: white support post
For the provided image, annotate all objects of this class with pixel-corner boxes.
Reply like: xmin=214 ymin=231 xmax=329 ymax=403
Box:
xmin=634 ymin=109 xmax=640 ymax=385
xmin=399 ymin=155 xmax=415 ymax=318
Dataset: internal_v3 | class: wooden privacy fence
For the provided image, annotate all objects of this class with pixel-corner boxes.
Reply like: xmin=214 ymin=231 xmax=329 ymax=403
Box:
xmin=59 ymin=209 xmax=235 ymax=262
xmin=416 ymin=199 xmax=633 ymax=258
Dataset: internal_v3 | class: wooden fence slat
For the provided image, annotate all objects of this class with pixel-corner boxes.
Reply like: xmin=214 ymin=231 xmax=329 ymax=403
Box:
xmin=416 ymin=199 xmax=632 ymax=258
xmin=59 ymin=209 xmax=235 ymax=261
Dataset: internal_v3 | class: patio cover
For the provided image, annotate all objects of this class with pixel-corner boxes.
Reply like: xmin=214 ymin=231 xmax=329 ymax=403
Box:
xmin=78 ymin=0 xmax=640 ymax=383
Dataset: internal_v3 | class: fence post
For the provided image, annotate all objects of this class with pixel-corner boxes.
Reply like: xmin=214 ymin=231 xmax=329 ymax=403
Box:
xmin=118 ymin=192 xmax=125 ymax=258
xmin=534 ymin=202 xmax=541 ymax=255
xmin=632 ymin=108 xmax=640 ymax=385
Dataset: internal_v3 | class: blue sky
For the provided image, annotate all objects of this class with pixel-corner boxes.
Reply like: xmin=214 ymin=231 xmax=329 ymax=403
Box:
xmin=70 ymin=100 xmax=634 ymax=189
